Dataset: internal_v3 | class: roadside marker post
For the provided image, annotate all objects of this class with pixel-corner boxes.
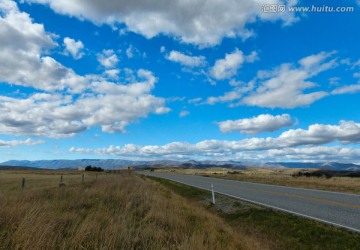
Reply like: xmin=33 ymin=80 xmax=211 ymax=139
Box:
xmin=211 ymin=184 xmax=216 ymax=204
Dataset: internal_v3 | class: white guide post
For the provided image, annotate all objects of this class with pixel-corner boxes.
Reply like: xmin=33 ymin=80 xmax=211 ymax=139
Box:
xmin=211 ymin=184 xmax=216 ymax=205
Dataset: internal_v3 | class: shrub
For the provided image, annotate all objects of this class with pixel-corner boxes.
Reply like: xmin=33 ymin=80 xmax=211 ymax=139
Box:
xmin=85 ymin=165 xmax=104 ymax=172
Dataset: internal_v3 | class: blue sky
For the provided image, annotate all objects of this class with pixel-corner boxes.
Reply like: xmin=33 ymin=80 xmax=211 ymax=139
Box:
xmin=0 ymin=0 xmax=360 ymax=163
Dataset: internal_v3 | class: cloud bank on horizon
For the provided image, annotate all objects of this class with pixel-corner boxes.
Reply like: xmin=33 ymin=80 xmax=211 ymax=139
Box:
xmin=1 ymin=0 xmax=360 ymax=163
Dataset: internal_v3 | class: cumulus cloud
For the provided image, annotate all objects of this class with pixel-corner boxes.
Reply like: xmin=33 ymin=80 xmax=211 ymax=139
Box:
xmin=206 ymin=90 xmax=242 ymax=105
xmin=97 ymin=49 xmax=119 ymax=68
xmin=126 ymin=46 xmax=134 ymax=58
xmin=22 ymin=0 xmax=298 ymax=46
xmin=166 ymin=50 xmax=206 ymax=67
xmin=206 ymin=52 xmax=340 ymax=108
xmin=332 ymin=84 xmax=360 ymax=95
xmin=0 ymin=138 xmax=44 ymax=148
xmin=104 ymin=69 xmax=120 ymax=80
xmin=210 ymin=49 xmax=256 ymax=80
xmin=278 ymin=120 xmax=360 ymax=145
xmin=70 ymin=120 xmax=360 ymax=160
xmin=264 ymin=146 xmax=360 ymax=162
xmin=206 ymin=82 xmax=254 ymax=105
xmin=218 ymin=114 xmax=295 ymax=134
xmin=0 ymin=1 xmax=87 ymax=93
xmin=63 ymin=37 xmax=84 ymax=59
xmin=242 ymin=52 xmax=337 ymax=108
xmin=0 ymin=2 xmax=169 ymax=138
xmin=70 ymin=144 xmax=360 ymax=163
xmin=125 ymin=45 xmax=144 ymax=58
xmin=228 ymin=146 xmax=360 ymax=162
xmin=179 ymin=110 xmax=190 ymax=118
xmin=0 ymin=70 xmax=170 ymax=137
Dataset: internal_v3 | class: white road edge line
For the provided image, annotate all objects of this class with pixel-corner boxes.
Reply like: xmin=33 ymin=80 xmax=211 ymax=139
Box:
xmin=149 ymin=174 xmax=360 ymax=234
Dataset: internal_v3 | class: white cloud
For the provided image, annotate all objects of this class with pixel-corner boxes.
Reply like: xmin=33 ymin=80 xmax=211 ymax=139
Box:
xmin=104 ymin=69 xmax=120 ymax=80
xmin=166 ymin=50 xmax=206 ymax=67
xmin=230 ymin=146 xmax=360 ymax=163
xmin=0 ymin=1 xmax=88 ymax=93
xmin=278 ymin=120 xmax=360 ymax=145
xmin=0 ymin=138 xmax=44 ymax=148
xmin=332 ymin=84 xmax=360 ymax=95
xmin=242 ymin=52 xmax=337 ymax=108
xmin=125 ymin=45 xmax=143 ymax=59
xmin=264 ymin=146 xmax=360 ymax=162
xmin=0 ymin=2 xmax=170 ymax=138
xmin=218 ymin=114 xmax=295 ymax=134
xmin=205 ymin=52 xmax=343 ymax=108
xmin=206 ymin=82 xmax=254 ymax=105
xmin=97 ymin=49 xmax=119 ymax=68
xmin=0 ymin=70 xmax=170 ymax=137
xmin=206 ymin=91 xmax=240 ymax=105
xmin=329 ymin=77 xmax=340 ymax=86
xmin=210 ymin=49 xmax=257 ymax=80
xmin=245 ymin=51 xmax=259 ymax=63
xmin=63 ymin=37 xmax=84 ymax=59
xmin=179 ymin=110 xmax=190 ymax=118
xmin=22 ymin=0 xmax=298 ymax=47
xmin=210 ymin=49 xmax=244 ymax=80
xmin=70 ymin=120 xmax=360 ymax=161
xmin=126 ymin=45 xmax=134 ymax=58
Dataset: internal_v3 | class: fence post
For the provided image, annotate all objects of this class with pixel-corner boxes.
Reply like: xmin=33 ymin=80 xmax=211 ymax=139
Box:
xmin=211 ymin=184 xmax=216 ymax=205
xmin=60 ymin=175 xmax=63 ymax=184
xmin=22 ymin=178 xmax=26 ymax=190
xmin=82 ymin=174 xmax=84 ymax=183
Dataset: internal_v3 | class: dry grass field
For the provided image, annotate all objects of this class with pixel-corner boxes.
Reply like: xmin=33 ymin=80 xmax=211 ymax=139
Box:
xmin=0 ymin=170 xmax=251 ymax=249
xmin=153 ymin=168 xmax=360 ymax=194
xmin=1 ymin=170 xmax=359 ymax=250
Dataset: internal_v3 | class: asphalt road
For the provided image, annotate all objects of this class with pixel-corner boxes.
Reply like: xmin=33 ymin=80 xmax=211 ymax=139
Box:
xmin=145 ymin=173 xmax=360 ymax=233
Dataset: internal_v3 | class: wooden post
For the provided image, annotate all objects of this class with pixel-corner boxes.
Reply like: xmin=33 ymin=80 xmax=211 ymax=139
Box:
xmin=59 ymin=175 xmax=66 ymax=187
xmin=22 ymin=178 xmax=26 ymax=190
xmin=82 ymin=174 xmax=84 ymax=183
xmin=211 ymin=184 xmax=216 ymax=205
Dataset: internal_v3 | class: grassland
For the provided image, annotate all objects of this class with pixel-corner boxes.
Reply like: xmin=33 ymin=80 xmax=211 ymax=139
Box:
xmin=0 ymin=170 xmax=245 ymax=249
xmin=152 ymin=168 xmax=360 ymax=194
xmin=1 ymin=170 xmax=359 ymax=249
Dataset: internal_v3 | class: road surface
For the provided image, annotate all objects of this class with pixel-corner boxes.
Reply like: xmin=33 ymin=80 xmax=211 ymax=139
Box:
xmin=145 ymin=173 xmax=360 ymax=233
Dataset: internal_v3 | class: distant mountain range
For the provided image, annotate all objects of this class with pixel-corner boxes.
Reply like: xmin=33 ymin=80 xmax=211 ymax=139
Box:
xmin=0 ymin=159 xmax=359 ymax=171
xmin=0 ymin=159 xmax=177 ymax=170
xmin=0 ymin=165 xmax=49 ymax=170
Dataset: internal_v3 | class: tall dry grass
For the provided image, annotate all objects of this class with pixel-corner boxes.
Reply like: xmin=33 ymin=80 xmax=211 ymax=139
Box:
xmin=0 ymin=172 xmax=246 ymax=249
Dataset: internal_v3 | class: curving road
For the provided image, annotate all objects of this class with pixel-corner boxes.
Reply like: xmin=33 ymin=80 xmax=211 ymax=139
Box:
xmin=145 ymin=173 xmax=360 ymax=233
